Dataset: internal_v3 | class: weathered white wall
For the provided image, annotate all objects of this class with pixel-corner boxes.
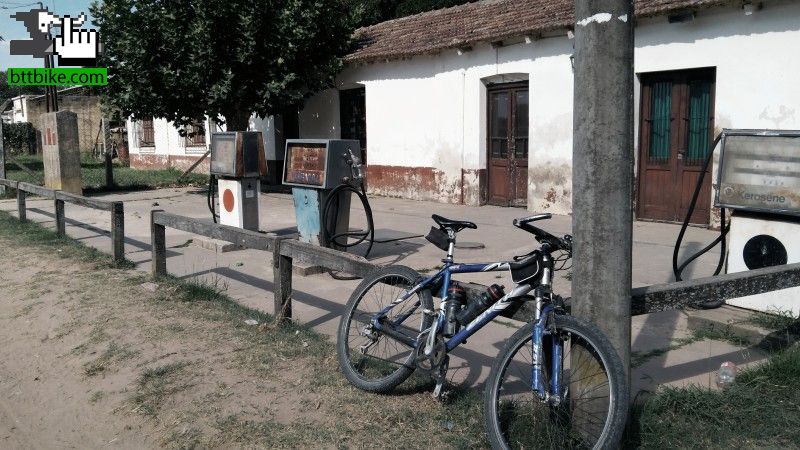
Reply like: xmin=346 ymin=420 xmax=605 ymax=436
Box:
xmin=126 ymin=114 xmax=279 ymax=170
xmin=299 ymin=0 xmax=800 ymax=216
xmin=10 ymin=96 xmax=30 ymax=123
xmin=127 ymin=118 xmax=211 ymax=155
xmin=634 ymin=0 xmax=800 ymax=225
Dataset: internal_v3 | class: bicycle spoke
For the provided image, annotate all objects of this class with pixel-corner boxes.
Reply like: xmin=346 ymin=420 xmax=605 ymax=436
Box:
xmin=491 ymin=318 xmax=617 ymax=450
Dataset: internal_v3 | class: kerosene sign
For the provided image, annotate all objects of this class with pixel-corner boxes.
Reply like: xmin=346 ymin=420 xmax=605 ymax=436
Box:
xmin=716 ymin=129 xmax=800 ymax=217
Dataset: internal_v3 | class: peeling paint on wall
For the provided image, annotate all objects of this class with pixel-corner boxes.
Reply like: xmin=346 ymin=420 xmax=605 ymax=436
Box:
xmin=461 ymin=168 xmax=486 ymax=206
xmin=365 ymin=165 xmax=463 ymax=204
xmin=130 ymin=154 xmax=209 ymax=172
xmin=759 ymin=105 xmax=797 ymax=128
xmin=527 ymin=163 xmax=572 ymax=214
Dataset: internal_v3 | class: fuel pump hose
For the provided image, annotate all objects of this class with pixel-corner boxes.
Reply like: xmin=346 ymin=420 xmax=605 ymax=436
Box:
xmin=322 ymin=182 xmax=375 ymax=259
xmin=672 ymin=133 xmax=729 ymax=308
xmin=207 ymin=175 xmax=219 ymax=223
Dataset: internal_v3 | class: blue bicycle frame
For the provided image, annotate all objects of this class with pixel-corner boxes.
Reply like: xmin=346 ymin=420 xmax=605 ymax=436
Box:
xmin=370 ymin=242 xmax=563 ymax=400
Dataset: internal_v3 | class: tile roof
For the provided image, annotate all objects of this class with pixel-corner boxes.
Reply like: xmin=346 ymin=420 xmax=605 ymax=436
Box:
xmin=347 ymin=0 xmax=734 ymax=63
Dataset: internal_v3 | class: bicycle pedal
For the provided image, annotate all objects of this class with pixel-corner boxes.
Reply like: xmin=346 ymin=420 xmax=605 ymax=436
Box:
xmin=432 ymin=385 xmax=452 ymax=402
xmin=432 ymin=382 xmax=446 ymax=399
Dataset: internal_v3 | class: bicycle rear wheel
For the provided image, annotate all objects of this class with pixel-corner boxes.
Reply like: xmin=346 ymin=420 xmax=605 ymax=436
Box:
xmin=484 ymin=314 xmax=628 ymax=449
xmin=336 ymin=265 xmax=434 ymax=393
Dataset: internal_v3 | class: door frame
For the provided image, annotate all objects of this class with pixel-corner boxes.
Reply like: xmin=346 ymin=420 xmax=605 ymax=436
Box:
xmin=485 ymin=80 xmax=529 ymax=207
xmin=635 ymin=67 xmax=716 ymax=224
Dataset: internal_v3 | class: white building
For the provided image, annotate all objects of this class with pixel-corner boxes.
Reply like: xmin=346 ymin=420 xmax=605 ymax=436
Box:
xmin=127 ymin=0 xmax=800 ymax=225
xmin=8 ymin=95 xmax=33 ymax=123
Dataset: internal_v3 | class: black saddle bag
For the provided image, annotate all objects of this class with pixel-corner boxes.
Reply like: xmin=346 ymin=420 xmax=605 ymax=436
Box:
xmin=425 ymin=227 xmax=450 ymax=251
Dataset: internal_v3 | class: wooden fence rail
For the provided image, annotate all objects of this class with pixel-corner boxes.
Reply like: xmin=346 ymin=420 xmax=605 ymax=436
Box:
xmin=150 ymin=210 xmax=800 ymax=324
xmin=1 ymin=178 xmax=125 ymax=263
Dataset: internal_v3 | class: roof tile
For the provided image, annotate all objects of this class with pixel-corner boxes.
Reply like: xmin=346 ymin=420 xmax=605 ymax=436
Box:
xmin=347 ymin=0 xmax=732 ymax=63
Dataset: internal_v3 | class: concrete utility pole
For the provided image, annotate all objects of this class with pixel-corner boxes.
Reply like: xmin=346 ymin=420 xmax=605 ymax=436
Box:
xmin=571 ymin=0 xmax=635 ymax=381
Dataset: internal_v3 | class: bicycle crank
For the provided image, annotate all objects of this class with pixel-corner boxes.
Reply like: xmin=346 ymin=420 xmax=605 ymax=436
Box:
xmin=414 ymin=330 xmax=446 ymax=372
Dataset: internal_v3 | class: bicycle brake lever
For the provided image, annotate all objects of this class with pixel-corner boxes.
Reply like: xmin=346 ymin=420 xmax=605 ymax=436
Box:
xmin=513 ymin=249 xmax=537 ymax=261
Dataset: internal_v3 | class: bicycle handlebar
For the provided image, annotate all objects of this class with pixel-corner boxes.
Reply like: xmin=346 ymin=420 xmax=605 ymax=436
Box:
xmin=513 ymin=215 xmax=572 ymax=253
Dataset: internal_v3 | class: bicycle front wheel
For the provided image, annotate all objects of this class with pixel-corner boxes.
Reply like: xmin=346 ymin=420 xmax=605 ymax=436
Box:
xmin=484 ymin=314 xmax=628 ymax=449
xmin=336 ymin=265 xmax=434 ymax=393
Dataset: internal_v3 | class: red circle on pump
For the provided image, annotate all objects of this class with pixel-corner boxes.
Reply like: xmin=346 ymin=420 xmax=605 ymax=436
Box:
xmin=222 ymin=189 xmax=235 ymax=212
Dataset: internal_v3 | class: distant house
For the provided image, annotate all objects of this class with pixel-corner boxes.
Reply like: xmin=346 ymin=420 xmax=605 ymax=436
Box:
xmin=126 ymin=0 xmax=800 ymax=225
xmin=127 ymin=117 xmax=213 ymax=171
xmin=8 ymin=86 xmax=105 ymax=154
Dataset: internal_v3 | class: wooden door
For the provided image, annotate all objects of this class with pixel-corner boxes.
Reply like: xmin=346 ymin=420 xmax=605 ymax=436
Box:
xmin=637 ymin=69 xmax=715 ymax=224
xmin=487 ymin=83 xmax=529 ymax=206
xmin=340 ymin=87 xmax=367 ymax=163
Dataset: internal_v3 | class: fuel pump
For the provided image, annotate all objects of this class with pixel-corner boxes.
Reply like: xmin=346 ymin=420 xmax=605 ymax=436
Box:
xmin=208 ymin=131 xmax=267 ymax=231
xmin=282 ymin=139 xmax=375 ymax=259
xmin=674 ymin=129 xmax=800 ymax=316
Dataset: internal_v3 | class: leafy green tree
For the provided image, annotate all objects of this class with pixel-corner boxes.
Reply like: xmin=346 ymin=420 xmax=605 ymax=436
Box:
xmin=1 ymin=71 xmax=46 ymax=102
xmin=347 ymin=0 xmax=475 ymax=27
xmin=92 ymin=0 xmax=357 ymax=131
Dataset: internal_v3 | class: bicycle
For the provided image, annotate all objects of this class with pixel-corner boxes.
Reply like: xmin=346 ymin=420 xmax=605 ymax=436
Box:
xmin=336 ymin=213 xmax=628 ymax=449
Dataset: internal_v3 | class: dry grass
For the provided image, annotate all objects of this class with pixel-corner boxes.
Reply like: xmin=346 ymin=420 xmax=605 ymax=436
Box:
xmin=0 ymin=210 xmax=488 ymax=448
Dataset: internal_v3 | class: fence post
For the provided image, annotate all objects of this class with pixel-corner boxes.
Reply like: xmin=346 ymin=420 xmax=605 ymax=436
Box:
xmin=105 ymin=149 xmax=114 ymax=189
xmin=151 ymin=209 xmax=166 ymax=278
xmin=273 ymin=239 xmax=292 ymax=322
xmin=111 ymin=202 xmax=125 ymax=263
xmin=16 ymin=188 xmax=26 ymax=221
xmin=54 ymin=197 xmax=65 ymax=236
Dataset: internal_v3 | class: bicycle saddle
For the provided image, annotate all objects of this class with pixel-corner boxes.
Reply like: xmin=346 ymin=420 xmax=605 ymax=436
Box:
xmin=432 ymin=214 xmax=477 ymax=232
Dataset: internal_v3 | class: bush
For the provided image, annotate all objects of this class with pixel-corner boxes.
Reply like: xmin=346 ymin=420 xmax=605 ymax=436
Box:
xmin=2 ymin=122 xmax=37 ymax=155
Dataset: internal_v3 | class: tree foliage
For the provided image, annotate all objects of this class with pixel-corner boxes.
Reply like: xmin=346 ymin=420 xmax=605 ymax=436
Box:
xmin=2 ymin=122 xmax=37 ymax=155
xmin=1 ymin=71 xmax=46 ymax=102
xmin=92 ymin=0 xmax=357 ymax=131
xmin=349 ymin=0 xmax=475 ymax=27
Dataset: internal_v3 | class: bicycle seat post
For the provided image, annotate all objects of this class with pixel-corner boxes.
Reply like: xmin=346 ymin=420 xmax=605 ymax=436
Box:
xmin=444 ymin=229 xmax=456 ymax=263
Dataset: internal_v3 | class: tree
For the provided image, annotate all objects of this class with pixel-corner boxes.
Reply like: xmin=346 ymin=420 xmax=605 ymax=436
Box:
xmin=346 ymin=0 xmax=476 ymax=27
xmin=1 ymin=71 xmax=46 ymax=101
xmin=91 ymin=0 xmax=357 ymax=131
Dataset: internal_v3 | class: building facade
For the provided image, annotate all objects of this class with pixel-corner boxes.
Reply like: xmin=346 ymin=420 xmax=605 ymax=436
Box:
xmin=8 ymin=88 xmax=104 ymax=154
xmin=127 ymin=0 xmax=800 ymax=225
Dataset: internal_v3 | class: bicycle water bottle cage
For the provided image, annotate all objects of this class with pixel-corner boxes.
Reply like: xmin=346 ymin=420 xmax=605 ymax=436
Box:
xmin=508 ymin=251 xmax=543 ymax=284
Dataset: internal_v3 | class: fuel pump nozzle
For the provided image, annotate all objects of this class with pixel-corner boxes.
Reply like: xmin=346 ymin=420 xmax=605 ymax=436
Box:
xmin=346 ymin=147 xmax=365 ymax=183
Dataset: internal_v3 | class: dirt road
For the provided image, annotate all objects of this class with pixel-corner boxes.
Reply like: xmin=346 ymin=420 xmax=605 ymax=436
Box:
xmin=0 ymin=219 xmax=486 ymax=449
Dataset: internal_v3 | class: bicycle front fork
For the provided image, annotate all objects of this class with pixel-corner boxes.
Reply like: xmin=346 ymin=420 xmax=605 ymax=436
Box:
xmin=531 ymin=303 xmax=563 ymax=404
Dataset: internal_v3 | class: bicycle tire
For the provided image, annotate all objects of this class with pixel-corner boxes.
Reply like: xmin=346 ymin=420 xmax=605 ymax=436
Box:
xmin=484 ymin=314 xmax=629 ymax=449
xmin=336 ymin=265 xmax=434 ymax=393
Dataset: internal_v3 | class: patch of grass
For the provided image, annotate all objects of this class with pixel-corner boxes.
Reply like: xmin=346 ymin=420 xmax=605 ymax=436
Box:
xmin=690 ymin=325 xmax=752 ymax=347
xmin=131 ymin=362 xmax=192 ymax=418
xmin=83 ymin=341 xmax=137 ymax=376
xmin=3 ymin=155 xmax=208 ymax=197
xmin=89 ymin=391 xmax=105 ymax=404
xmin=0 ymin=210 xmax=134 ymax=269
xmin=632 ymin=324 xmax=763 ymax=369
xmin=631 ymin=335 xmax=704 ymax=368
xmin=745 ymin=309 xmax=800 ymax=332
xmin=626 ymin=345 xmax=800 ymax=449
xmin=415 ymin=264 xmax=443 ymax=273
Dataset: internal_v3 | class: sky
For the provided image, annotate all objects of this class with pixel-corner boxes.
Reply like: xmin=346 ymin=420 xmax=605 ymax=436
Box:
xmin=0 ymin=0 xmax=96 ymax=70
